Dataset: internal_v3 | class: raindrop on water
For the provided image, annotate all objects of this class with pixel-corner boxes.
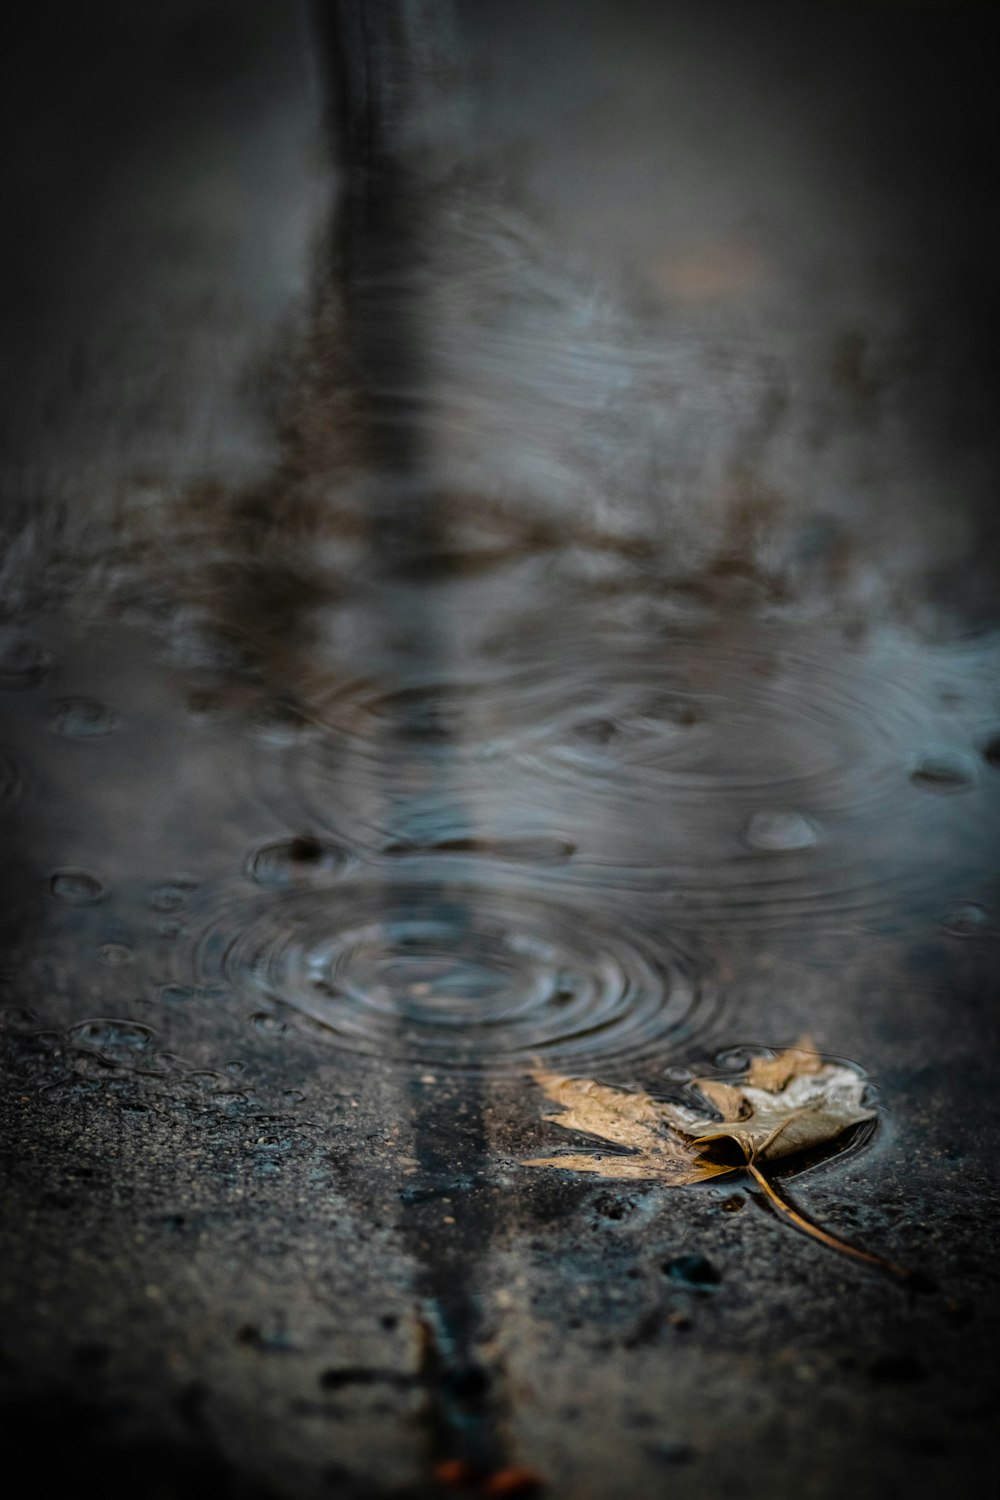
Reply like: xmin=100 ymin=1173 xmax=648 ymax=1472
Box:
xmin=195 ymin=880 xmax=711 ymax=1073
xmin=246 ymin=835 xmax=349 ymax=888
xmin=50 ymin=870 xmax=106 ymax=905
xmin=909 ymin=747 xmax=977 ymax=792
xmin=49 ymin=697 xmax=118 ymax=738
xmin=743 ymin=810 xmax=819 ymax=852
xmin=941 ymin=903 xmax=993 ymax=938
xmin=148 ymin=880 xmax=198 ymax=913
xmin=250 ymin=1012 xmax=287 ymax=1035
xmin=99 ymin=942 xmax=134 ymax=966
xmin=70 ymin=1019 xmax=155 ymax=1054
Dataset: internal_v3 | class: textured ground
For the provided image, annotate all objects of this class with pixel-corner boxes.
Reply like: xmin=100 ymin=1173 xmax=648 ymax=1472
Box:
xmin=2 ymin=5 xmax=999 ymax=1497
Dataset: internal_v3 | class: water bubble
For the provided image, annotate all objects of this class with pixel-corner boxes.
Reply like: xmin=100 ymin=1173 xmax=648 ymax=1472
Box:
xmin=148 ymin=879 xmax=197 ymax=913
xmin=50 ymin=870 xmax=105 ymax=905
xmin=49 ymin=697 xmax=118 ymax=738
xmin=213 ymin=1090 xmax=252 ymax=1114
xmin=909 ymin=747 xmax=977 ymax=792
xmin=941 ymin=903 xmax=993 ymax=938
xmin=246 ymin=836 xmax=349 ymax=888
xmin=712 ymin=1046 xmax=757 ymax=1072
xmin=70 ymin=1019 xmax=155 ymax=1054
xmin=743 ymin=810 xmax=819 ymax=852
xmin=99 ymin=943 xmax=134 ymax=966
xmin=249 ymin=1012 xmax=287 ymax=1035
xmin=0 ymin=629 xmax=52 ymax=690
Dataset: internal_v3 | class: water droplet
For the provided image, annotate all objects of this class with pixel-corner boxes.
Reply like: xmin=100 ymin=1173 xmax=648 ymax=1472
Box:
xmin=743 ymin=810 xmax=819 ymax=852
xmin=0 ymin=629 xmax=51 ymax=690
xmin=246 ymin=836 xmax=348 ymax=888
xmin=941 ymin=903 xmax=992 ymax=938
xmin=71 ymin=1019 xmax=155 ymax=1051
xmin=249 ymin=1012 xmax=286 ymax=1035
xmin=49 ymin=697 xmax=118 ymax=738
xmin=712 ymin=1046 xmax=756 ymax=1071
xmin=50 ymin=870 xmax=105 ymax=905
xmin=909 ymin=748 xmax=977 ymax=792
xmin=148 ymin=879 xmax=197 ymax=912
xmin=213 ymin=1090 xmax=251 ymax=1114
xmin=661 ymin=1063 xmax=693 ymax=1083
xmin=99 ymin=942 xmax=134 ymax=966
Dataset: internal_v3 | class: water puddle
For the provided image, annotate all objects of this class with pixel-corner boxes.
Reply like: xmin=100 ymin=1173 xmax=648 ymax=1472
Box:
xmin=191 ymin=878 xmax=712 ymax=1073
xmin=2 ymin=4 xmax=999 ymax=1491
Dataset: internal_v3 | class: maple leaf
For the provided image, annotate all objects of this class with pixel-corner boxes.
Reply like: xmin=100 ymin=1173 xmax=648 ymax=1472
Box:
xmin=521 ymin=1072 xmax=732 ymax=1184
xmin=677 ymin=1040 xmax=877 ymax=1165
xmin=524 ymin=1040 xmax=908 ymax=1277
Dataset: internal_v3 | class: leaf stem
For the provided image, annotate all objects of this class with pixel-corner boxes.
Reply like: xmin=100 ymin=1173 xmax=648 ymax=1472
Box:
xmin=745 ymin=1160 xmax=913 ymax=1282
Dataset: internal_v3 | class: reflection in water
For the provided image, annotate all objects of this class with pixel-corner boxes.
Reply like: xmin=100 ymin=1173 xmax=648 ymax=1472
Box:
xmin=1 ymin=3 xmax=998 ymax=1118
xmin=2 ymin=1 xmax=1000 ymax=1491
xmin=1 ymin=0 xmax=998 ymax=1102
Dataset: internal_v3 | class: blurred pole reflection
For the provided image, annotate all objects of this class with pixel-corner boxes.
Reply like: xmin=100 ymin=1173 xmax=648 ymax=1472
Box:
xmin=315 ymin=5 xmax=505 ymax=1477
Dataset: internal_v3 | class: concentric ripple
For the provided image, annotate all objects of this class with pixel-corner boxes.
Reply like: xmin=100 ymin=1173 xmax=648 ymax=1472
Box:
xmin=252 ymin=628 xmax=937 ymax=841
xmin=192 ymin=880 xmax=714 ymax=1072
xmin=244 ymin=623 xmax=1000 ymax=929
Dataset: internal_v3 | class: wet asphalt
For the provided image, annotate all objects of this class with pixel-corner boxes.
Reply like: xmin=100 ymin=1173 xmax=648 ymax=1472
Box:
xmin=2 ymin=5 xmax=999 ymax=1497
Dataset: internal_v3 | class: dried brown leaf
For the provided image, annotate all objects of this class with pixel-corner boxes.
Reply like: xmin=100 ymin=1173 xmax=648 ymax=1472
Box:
xmin=522 ymin=1071 xmax=730 ymax=1185
xmin=680 ymin=1041 xmax=875 ymax=1165
xmin=523 ymin=1043 xmax=905 ymax=1278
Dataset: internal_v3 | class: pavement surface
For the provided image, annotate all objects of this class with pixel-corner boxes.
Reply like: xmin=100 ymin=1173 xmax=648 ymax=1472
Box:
xmin=2 ymin=5 xmax=999 ymax=1498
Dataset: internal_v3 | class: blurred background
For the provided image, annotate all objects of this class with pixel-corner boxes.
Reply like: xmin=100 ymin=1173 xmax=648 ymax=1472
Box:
xmin=1 ymin=4 xmax=999 ymax=1498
